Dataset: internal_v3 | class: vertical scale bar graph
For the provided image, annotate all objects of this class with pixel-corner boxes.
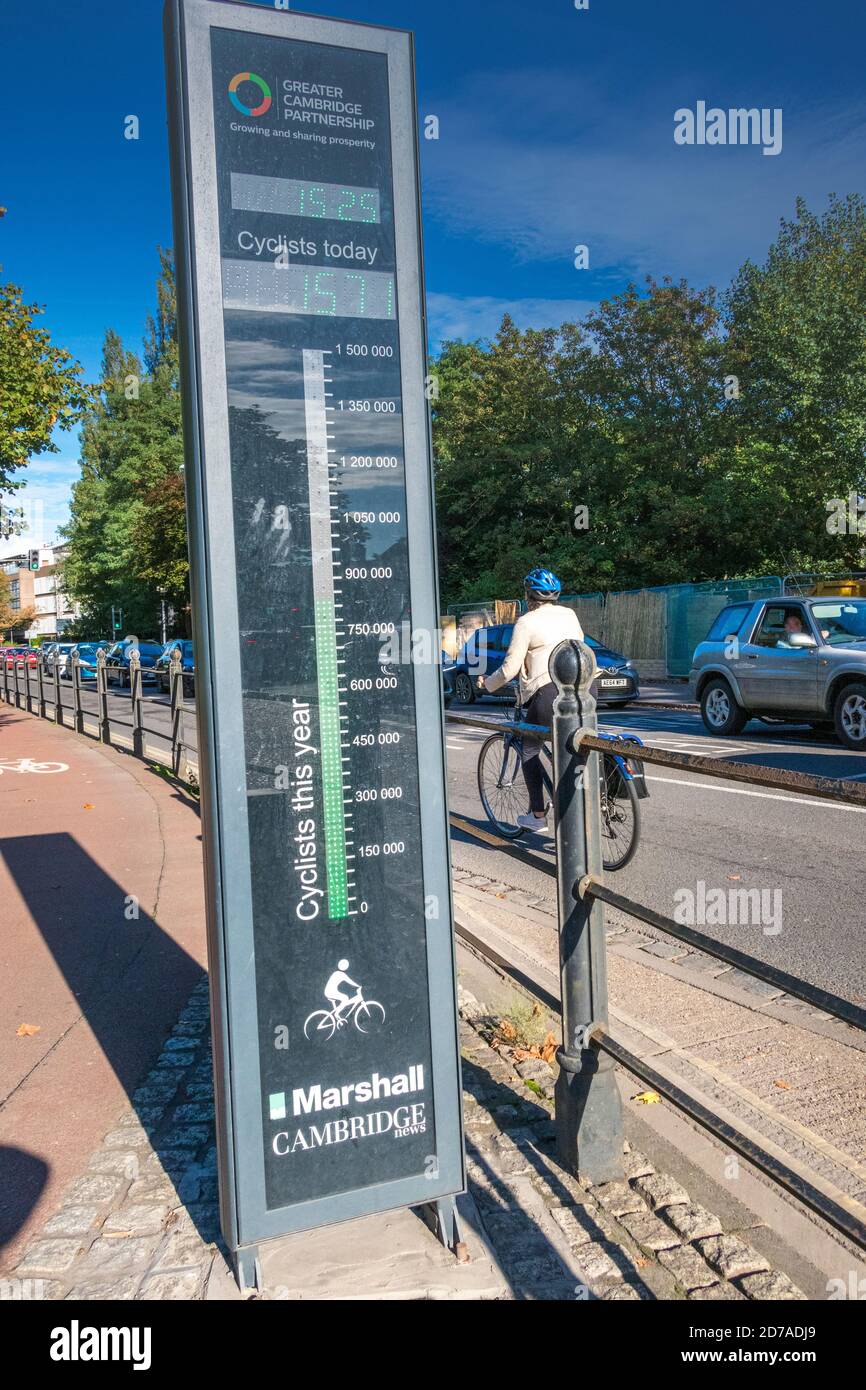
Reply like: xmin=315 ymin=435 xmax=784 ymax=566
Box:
xmin=302 ymin=348 xmax=354 ymax=919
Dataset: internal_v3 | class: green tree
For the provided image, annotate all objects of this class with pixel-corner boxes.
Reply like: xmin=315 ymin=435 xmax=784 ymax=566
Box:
xmin=63 ymin=250 xmax=188 ymax=635
xmin=724 ymin=194 xmax=866 ymax=575
xmin=0 ymin=279 xmax=91 ymax=492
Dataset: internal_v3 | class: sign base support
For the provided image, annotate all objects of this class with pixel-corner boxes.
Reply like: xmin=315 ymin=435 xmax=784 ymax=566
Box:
xmin=234 ymin=1245 xmax=262 ymax=1294
xmin=418 ymin=1195 xmax=471 ymax=1263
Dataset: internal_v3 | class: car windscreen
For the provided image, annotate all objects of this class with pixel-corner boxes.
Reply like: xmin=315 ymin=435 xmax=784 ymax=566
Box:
xmin=810 ymin=601 xmax=866 ymax=645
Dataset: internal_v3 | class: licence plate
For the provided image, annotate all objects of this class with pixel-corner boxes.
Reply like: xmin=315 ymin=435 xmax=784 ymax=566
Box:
xmin=600 ymin=677 xmax=629 ymax=688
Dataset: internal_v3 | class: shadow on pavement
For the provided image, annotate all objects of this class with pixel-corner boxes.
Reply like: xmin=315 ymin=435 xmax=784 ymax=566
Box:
xmin=0 ymin=1148 xmax=49 ymax=1254
xmin=0 ymin=833 xmax=206 ymax=1252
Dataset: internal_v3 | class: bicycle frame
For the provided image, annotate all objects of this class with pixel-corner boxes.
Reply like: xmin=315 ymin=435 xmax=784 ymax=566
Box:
xmin=500 ymin=708 xmax=649 ymax=801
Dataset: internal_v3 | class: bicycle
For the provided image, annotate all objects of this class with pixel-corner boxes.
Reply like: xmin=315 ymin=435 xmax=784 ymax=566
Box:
xmin=476 ymin=706 xmax=647 ymax=871
xmin=303 ymin=990 xmax=386 ymax=1041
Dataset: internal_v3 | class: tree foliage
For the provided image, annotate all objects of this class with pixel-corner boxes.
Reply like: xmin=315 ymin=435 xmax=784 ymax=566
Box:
xmin=0 ymin=279 xmax=91 ymax=492
xmin=62 ymin=250 xmax=188 ymax=636
xmin=433 ymin=197 xmax=866 ymax=603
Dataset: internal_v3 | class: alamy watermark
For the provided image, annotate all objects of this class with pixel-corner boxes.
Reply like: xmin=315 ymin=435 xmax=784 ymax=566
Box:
xmin=674 ymin=102 xmax=782 ymax=157
xmin=674 ymin=880 xmax=782 ymax=936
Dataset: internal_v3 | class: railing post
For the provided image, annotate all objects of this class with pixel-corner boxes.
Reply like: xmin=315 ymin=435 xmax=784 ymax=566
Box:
xmin=36 ymin=651 xmax=46 ymax=719
xmin=169 ymin=648 xmax=184 ymax=778
xmin=2 ymin=652 xmax=9 ymax=704
xmin=13 ymin=653 xmax=21 ymax=709
xmin=97 ymin=648 xmax=111 ymax=744
xmin=25 ymin=654 xmax=34 ymax=714
xmin=53 ymin=651 xmax=63 ymax=726
xmin=72 ymin=654 xmax=84 ymax=734
xmin=130 ymin=648 xmax=144 ymax=758
xmin=549 ymin=638 xmax=624 ymax=1184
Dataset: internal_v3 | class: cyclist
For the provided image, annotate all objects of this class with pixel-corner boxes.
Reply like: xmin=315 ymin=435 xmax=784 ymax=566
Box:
xmin=323 ymin=959 xmax=361 ymax=1025
xmin=478 ymin=567 xmax=582 ymax=831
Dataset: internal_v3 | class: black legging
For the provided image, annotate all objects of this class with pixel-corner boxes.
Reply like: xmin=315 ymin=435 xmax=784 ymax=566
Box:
xmin=521 ymin=681 xmax=556 ymax=814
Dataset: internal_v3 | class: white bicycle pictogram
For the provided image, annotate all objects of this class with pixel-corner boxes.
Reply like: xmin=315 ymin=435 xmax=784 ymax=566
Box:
xmin=303 ymin=990 xmax=386 ymax=1041
xmin=0 ymin=758 xmax=69 ymax=776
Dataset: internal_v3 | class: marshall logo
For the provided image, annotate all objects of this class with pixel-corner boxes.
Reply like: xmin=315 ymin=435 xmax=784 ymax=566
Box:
xmin=292 ymin=1064 xmax=424 ymax=1116
xmin=272 ymin=1065 xmax=428 ymax=1156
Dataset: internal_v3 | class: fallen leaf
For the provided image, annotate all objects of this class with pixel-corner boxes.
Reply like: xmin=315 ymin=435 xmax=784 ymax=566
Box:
xmin=17 ymin=1023 xmax=40 ymax=1037
xmin=773 ymin=1079 xmax=791 ymax=1090
xmin=631 ymin=1090 xmax=660 ymax=1105
xmin=498 ymin=1019 xmax=518 ymax=1041
xmin=82 ymin=803 xmax=94 ymax=810
xmin=727 ymin=874 xmax=741 ymax=881
xmin=541 ymin=1032 xmax=558 ymax=1064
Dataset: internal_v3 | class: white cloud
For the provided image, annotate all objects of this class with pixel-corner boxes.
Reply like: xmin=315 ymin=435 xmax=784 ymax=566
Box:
xmin=427 ymin=293 xmax=597 ymax=346
xmin=422 ymin=69 xmax=866 ymax=286
xmin=0 ymin=459 xmax=81 ymax=551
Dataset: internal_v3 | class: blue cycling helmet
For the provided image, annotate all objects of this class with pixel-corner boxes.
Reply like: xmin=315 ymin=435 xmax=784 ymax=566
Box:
xmin=523 ymin=567 xmax=561 ymax=599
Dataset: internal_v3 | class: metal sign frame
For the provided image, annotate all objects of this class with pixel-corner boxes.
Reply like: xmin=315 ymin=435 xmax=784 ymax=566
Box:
xmin=164 ymin=0 xmax=463 ymax=1261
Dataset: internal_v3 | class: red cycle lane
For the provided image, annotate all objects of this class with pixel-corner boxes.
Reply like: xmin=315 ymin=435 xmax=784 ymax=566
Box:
xmin=0 ymin=704 xmax=207 ymax=1270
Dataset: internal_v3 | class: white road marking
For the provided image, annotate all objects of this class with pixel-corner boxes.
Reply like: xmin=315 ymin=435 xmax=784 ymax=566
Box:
xmin=646 ymin=774 xmax=866 ymax=814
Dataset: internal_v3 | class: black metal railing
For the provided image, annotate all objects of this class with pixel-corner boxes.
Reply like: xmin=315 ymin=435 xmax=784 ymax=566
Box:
xmin=0 ymin=648 xmax=197 ymax=784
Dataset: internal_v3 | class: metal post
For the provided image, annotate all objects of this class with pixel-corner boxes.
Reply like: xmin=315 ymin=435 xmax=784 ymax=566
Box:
xmin=169 ymin=647 xmax=184 ymax=777
xmin=25 ymin=654 xmax=34 ymax=714
xmin=53 ymin=651 xmax=62 ymax=726
xmin=130 ymin=648 xmax=144 ymax=759
xmin=13 ymin=653 xmax=21 ymax=709
xmin=36 ymin=651 xmax=46 ymax=719
xmin=2 ymin=651 xmax=8 ymax=704
xmin=549 ymin=638 xmax=624 ymax=1184
xmin=72 ymin=654 xmax=84 ymax=734
xmin=97 ymin=648 xmax=111 ymax=744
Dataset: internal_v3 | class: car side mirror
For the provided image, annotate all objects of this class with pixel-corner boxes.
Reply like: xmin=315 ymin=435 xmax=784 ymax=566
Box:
xmin=787 ymin=633 xmax=817 ymax=649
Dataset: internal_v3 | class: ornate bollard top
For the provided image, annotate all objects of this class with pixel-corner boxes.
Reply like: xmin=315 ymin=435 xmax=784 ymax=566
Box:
xmin=549 ymin=638 xmax=598 ymax=695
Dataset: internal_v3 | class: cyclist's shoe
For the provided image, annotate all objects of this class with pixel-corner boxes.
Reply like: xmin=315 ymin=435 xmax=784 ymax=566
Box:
xmin=517 ymin=811 xmax=549 ymax=832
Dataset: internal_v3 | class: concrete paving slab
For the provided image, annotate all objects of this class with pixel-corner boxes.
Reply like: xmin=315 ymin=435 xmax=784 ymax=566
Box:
xmin=258 ymin=1194 xmax=508 ymax=1300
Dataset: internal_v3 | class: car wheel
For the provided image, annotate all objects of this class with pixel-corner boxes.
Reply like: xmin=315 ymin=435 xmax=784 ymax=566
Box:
xmin=700 ymin=678 xmax=747 ymax=736
xmin=834 ymin=681 xmax=866 ymax=750
xmin=454 ymin=672 xmax=475 ymax=705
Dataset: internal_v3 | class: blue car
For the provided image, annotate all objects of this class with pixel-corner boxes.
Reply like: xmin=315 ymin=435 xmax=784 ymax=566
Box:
xmin=104 ymin=639 xmax=163 ymax=687
xmin=68 ymin=642 xmax=107 ymax=681
xmin=154 ymin=639 xmax=195 ymax=695
xmin=452 ymin=623 xmax=640 ymax=708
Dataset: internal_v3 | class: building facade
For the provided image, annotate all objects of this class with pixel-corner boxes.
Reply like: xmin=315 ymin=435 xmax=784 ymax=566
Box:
xmin=1 ymin=544 xmax=79 ymax=640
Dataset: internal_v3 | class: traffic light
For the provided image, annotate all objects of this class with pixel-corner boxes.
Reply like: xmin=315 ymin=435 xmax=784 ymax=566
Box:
xmin=28 ymin=549 xmax=40 ymax=572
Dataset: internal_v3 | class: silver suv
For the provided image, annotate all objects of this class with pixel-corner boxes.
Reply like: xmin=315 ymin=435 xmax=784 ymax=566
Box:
xmin=689 ymin=597 xmax=866 ymax=749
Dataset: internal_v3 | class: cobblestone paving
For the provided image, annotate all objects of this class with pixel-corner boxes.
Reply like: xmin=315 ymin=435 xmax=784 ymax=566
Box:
xmin=7 ymin=978 xmax=805 ymax=1301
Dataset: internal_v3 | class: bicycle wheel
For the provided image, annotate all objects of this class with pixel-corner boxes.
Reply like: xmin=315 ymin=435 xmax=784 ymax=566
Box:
xmin=303 ymin=1009 xmax=336 ymax=1041
xmin=599 ymin=755 xmax=640 ymax=871
xmin=477 ymin=733 xmax=526 ymax=838
xmin=354 ymin=1000 xmax=385 ymax=1034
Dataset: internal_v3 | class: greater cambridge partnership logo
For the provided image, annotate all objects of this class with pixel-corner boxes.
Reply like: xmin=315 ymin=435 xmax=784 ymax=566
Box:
xmin=228 ymin=72 xmax=272 ymax=118
xmin=226 ymin=67 xmax=376 ymax=143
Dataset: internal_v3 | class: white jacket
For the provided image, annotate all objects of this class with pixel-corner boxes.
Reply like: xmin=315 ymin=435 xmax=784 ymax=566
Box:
xmin=486 ymin=603 xmax=584 ymax=703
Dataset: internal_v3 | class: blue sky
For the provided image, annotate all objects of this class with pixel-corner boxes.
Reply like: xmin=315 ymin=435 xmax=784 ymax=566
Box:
xmin=3 ymin=0 xmax=866 ymax=546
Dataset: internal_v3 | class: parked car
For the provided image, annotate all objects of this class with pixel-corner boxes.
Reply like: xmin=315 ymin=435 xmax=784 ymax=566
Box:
xmin=4 ymin=646 xmax=36 ymax=670
xmin=690 ymin=597 xmax=866 ymax=749
xmin=154 ymin=639 xmax=195 ymax=695
xmin=441 ymin=652 xmax=455 ymax=708
xmin=68 ymin=642 xmax=107 ymax=681
xmin=451 ymin=623 xmax=640 ymax=707
xmin=104 ymin=639 xmax=163 ymax=687
xmin=45 ymin=641 xmax=77 ymax=678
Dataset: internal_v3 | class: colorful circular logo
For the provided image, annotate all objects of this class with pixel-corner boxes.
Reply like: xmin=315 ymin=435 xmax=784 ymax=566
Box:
xmin=228 ymin=72 xmax=272 ymax=118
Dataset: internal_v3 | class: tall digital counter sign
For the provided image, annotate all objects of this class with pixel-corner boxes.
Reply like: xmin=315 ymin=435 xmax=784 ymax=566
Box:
xmin=164 ymin=0 xmax=463 ymax=1272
